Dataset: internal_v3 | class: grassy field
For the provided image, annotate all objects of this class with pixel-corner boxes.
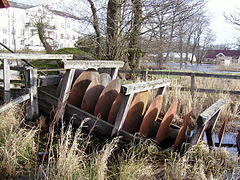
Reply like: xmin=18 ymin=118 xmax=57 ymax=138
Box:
xmin=0 ymin=104 xmax=239 ymax=179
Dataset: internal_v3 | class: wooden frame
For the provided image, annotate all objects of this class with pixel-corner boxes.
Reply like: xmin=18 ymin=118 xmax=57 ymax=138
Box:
xmin=63 ymin=60 xmax=124 ymax=70
xmin=190 ymin=98 xmax=225 ymax=146
xmin=0 ymin=53 xmax=73 ymax=60
xmin=54 ymin=60 xmax=124 ymax=124
xmin=111 ymin=79 xmax=171 ymax=136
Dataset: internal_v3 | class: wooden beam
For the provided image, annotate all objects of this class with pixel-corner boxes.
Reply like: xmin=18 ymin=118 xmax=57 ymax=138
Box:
xmin=25 ymin=67 xmax=39 ymax=119
xmin=190 ymin=99 xmax=225 ymax=145
xmin=3 ymin=59 xmax=10 ymax=103
xmin=0 ymin=53 xmax=73 ymax=60
xmin=190 ymin=73 xmax=195 ymax=98
xmin=39 ymin=75 xmax=62 ymax=86
xmin=0 ymin=94 xmax=30 ymax=113
xmin=110 ymin=67 xmax=119 ymax=79
xmin=111 ymin=93 xmax=134 ymax=136
xmin=121 ymin=78 xmax=171 ymax=95
xmin=54 ymin=69 xmax=75 ymax=123
xmin=197 ymin=98 xmax=225 ymax=126
xmin=118 ymin=70 xmax=240 ymax=80
xmin=38 ymin=89 xmax=137 ymax=140
xmin=63 ymin=60 xmax=124 ymax=70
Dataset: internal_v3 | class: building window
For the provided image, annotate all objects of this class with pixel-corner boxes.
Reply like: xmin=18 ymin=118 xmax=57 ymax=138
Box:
xmin=21 ymin=29 xmax=25 ymax=36
xmin=61 ymin=34 xmax=64 ymax=39
xmin=31 ymin=30 xmax=35 ymax=36
xmin=3 ymin=39 xmax=7 ymax=44
xmin=72 ymin=36 xmax=75 ymax=40
xmin=67 ymin=34 xmax=69 ymax=40
xmin=3 ymin=27 xmax=7 ymax=34
xmin=20 ymin=40 xmax=24 ymax=45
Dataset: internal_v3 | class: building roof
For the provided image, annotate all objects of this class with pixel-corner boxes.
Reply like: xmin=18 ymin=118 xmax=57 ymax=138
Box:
xmin=204 ymin=50 xmax=240 ymax=59
xmin=8 ymin=1 xmax=35 ymax=9
xmin=0 ymin=0 xmax=10 ymax=8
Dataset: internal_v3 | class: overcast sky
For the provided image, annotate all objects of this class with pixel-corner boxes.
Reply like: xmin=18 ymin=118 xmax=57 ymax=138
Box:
xmin=207 ymin=0 xmax=240 ymax=45
xmin=12 ymin=0 xmax=240 ymax=45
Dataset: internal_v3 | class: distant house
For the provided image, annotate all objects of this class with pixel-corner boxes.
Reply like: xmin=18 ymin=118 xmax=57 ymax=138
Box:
xmin=162 ymin=52 xmax=196 ymax=62
xmin=0 ymin=1 xmax=80 ymax=51
xmin=145 ymin=52 xmax=196 ymax=62
xmin=204 ymin=50 xmax=240 ymax=65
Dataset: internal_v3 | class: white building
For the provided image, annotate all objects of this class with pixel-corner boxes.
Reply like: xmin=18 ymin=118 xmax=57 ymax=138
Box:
xmin=0 ymin=1 xmax=81 ymax=51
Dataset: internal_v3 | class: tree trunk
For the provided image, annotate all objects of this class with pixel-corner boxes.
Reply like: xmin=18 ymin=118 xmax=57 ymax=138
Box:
xmin=87 ymin=0 xmax=101 ymax=58
xmin=37 ymin=23 xmax=52 ymax=53
xmin=107 ymin=0 xmax=121 ymax=60
xmin=128 ymin=0 xmax=143 ymax=69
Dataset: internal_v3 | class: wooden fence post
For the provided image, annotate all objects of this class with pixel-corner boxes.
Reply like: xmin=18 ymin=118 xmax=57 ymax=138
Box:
xmin=144 ymin=70 xmax=148 ymax=81
xmin=190 ymin=73 xmax=195 ymax=98
xmin=3 ymin=59 xmax=10 ymax=103
xmin=25 ymin=67 xmax=39 ymax=120
xmin=111 ymin=93 xmax=134 ymax=137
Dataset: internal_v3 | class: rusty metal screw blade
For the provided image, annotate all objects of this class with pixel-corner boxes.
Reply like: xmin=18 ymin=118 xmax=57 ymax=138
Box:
xmin=172 ymin=108 xmax=192 ymax=149
xmin=94 ymin=79 xmax=122 ymax=121
xmin=155 ymin=101 xmax=178 ymax=143
xmin=108 ymin=93 xmax=124 ymax=124
xmin=139 ymin=95 xmax=163 ymax=137
xmin=122 ymin=91 xmax=149 ymax=134
xmin=68 ymin=71 xmax=99 ymax=108
xmin=81 ymin=73 xmax=111 ymax=114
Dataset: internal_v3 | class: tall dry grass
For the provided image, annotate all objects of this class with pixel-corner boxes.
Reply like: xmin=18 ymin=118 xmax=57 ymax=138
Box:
xmin=0 ymin=105 xmax=37 ymax=177
xmin=163 ymin=142 xmax=239 ymax=180
xmin=141 ymin=74 xmax=240 ymax=131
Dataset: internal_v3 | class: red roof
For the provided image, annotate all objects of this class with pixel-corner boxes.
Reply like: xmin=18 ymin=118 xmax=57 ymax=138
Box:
xmin=0 ymin=0 xmax=9 ymax=8
xmin=204 ymin=50 xmax=240 ymax=59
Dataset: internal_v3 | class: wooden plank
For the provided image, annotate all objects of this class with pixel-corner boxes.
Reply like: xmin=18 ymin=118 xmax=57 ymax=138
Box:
xmin=38 ymin=89 xmax=136 ymax=140
xmin=190 ymin=73 xmax=195 ymax=97
xmin=175 ymin=87 xmax=240 ymax=95
xmin=0 ymin=53 xmax=73 ymax=60
xmin=63 ymin=60 xmax=124 ymax=70
xmin=39 ymin=75 xmax=62 ymax=86
xmin=110 ymin=67 xmax=119 ymax=79
xmin=25 ymin=67 xmax=39 ymax=119
xmin=190 ymin=99 xmax=225 ymax=145
xmin=0 ymin=66 xmax=25 ymax=71
xmin=3 ymin=59 xmax=10 ymax=103
xmin=206 ymin=128 xmax=215 ymax=147
xmin=54 ymin=69 xmax=75 ymax=123
xmin=118 ymin=70 xmax=240 ymax=80
xmin=197 ymin=98 xmax=225 ymax=126
xmin=0 ymin=94 xmax=30 ymax=113
xmin=111 ymin=93 xmax=134 ymax=136
xmin=38 ymin=68 xmax=65 ymax=72
xmin=0 ymin=88 xmax=29 ymax=99
xmin=121 ymin=78 xmax=171 ymax=95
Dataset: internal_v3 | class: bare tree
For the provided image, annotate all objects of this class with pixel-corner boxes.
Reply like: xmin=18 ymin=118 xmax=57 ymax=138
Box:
xmin=86 ymin=0 xmax=101 ymax=57
xmin=29 ymin=7 xmax=53 ymax=53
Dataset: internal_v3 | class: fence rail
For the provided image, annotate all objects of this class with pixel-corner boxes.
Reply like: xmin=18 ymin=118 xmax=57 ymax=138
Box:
xmin=116 ymin=69 xmax=240 ymax=96
xmin=37 ymin=68 xmax=240 ymax=96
